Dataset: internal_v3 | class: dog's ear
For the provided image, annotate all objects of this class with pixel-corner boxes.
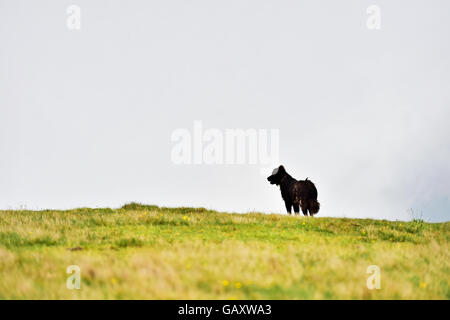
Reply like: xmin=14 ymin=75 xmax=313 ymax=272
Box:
xmin=279 ymin=165 xmax=286 ymax=173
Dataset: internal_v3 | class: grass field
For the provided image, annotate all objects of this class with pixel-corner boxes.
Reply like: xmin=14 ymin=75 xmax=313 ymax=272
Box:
xmin=0 ymin=203 xmax=448 ymax=299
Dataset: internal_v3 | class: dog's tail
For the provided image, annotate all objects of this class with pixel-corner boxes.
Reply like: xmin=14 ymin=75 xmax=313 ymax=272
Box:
xmin=309 ymin=199 xmax=320 ymax=216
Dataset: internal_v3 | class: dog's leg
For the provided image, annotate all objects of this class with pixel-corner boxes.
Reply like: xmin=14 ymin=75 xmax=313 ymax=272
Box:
xmin=293 ymin=204 xmax=300 ymax=215
xmin=300 ymin=203 xmax=308 ymax=216
xmin=285 ymin=202 xmax=292 ymax=215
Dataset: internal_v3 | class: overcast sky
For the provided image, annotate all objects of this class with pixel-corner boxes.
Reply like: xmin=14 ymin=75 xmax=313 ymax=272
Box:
xmin=1 ymin=0 xmax=449 ymax=222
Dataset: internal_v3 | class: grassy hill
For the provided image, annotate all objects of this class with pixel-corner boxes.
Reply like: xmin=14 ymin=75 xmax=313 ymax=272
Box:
xmin=0 ymin=203 xmax=448 ymax=299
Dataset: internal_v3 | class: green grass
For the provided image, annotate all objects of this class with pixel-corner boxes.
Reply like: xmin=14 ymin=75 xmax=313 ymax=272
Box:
xmin=0 ymin=203 xmax=448 ymax=299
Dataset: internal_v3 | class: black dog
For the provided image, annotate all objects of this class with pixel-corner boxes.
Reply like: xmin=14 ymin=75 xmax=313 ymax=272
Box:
xmin=267 ymin=165 xmax=320 ymax=216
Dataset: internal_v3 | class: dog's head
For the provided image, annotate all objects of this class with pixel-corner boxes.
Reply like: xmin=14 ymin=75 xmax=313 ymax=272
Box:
xmin=267 ymin=165 xmax=286 ymax=185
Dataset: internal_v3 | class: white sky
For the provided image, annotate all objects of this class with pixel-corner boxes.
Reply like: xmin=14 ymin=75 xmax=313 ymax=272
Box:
xmin=1 ymin=0 xmax=449 ymax=221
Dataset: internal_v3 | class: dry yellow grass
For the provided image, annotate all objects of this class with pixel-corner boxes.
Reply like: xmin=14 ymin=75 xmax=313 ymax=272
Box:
xmin=0 ymin=204 xmax=448 ymax=299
